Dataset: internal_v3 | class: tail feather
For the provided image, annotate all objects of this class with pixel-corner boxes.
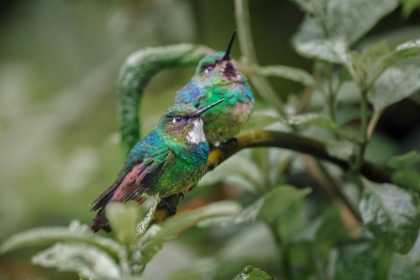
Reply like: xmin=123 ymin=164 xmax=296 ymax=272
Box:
xmin=90 ymin=208 xmax=112 ymax=233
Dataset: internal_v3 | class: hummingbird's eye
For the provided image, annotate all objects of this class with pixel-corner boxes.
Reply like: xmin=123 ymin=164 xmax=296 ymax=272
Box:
xmin=173 ymin=116 xmax=183 ymax=123
xmin=201 ymin=64 xmax=214 ymax=74
xmin=205 ymin=65 xmax=213 ymax=73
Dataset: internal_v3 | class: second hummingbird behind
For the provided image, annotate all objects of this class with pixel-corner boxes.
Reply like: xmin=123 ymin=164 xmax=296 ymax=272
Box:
xmin=175 ymin=32 xmax=254 ymax=145
xmin=90 ymin=99 xmax=224 ymax=232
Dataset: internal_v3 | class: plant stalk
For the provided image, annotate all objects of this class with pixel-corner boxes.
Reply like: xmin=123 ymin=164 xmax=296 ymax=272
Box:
xmin=354 ymin=90 xmax=369 ymax=172
xmin=235 ymin=0 xmax=285 ymax=115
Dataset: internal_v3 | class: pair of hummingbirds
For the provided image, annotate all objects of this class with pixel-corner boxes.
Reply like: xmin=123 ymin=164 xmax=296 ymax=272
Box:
xmin=91 ymin=33 xmax=254 ymax=232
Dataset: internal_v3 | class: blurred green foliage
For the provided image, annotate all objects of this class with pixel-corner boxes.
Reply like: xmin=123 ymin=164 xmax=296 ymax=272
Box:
xmin=1 ymin=0 xmax=420 ymax=279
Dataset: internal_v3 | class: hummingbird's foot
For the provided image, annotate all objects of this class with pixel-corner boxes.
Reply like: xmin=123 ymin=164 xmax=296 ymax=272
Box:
xmin=219 ymin=137 xmax=238 ymax=149
xmin=209 ymin=142 xmax=217 ymax=151
xmin=178 ymin=192 xmax=185 ymax=200
xmin=159 ymin=198 xmax=178 ymax=216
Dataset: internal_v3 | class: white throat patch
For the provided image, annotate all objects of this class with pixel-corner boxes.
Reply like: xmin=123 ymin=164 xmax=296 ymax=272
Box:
xmin=187 ymin=119 xmax=206 ymax=144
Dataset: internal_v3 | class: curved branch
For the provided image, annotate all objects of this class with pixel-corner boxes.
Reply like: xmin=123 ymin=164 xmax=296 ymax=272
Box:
xmin=207 ymin=130 xmax=391 ymax=183
xmin=117 ymin=44 xmax=213 ymax=155
xmin=152 ymin=130 xmax=391 ymax=224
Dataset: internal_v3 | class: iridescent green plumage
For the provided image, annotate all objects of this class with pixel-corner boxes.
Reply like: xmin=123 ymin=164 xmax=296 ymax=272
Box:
xmin=175 ymin=33 xmax=254 ymax=144
xmin=90 ymin=100 xmax=224 ymax=232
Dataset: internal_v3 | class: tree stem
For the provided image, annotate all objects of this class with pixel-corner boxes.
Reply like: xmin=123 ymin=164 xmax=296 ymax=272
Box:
xmin=235 ymin=0 xmax=285 ymax=115
xmin=354 ymin=90 xmax=368 ymax=172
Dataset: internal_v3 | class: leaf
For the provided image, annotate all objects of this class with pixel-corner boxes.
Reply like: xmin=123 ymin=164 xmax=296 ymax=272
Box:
xmin=254 ymin=65 xmax=315 ymax=86
xmin=401 ymin=0 xmax=420 ymax=18
xmin=166 ymin=259 xmax=218 ymax=280
xmin=290 ymin=0 xmax=328 ymax=17
xmin=324 ymin=139 xmax=354 ymax=161
xmin=106 ymin=201 xmax=143 ymax=246
xmin=232 ymin=265 xmax=274 ymax=280
xmin=198 ymin=199 xmax=263 ymax=228
xmin=391 ymin=170 xmax=420 ymax=192
xmin=282 ymin=113 xmax=360 ymax=144
xmin=388 ymin=233 xmax=420 ymax=278
xmin=292 ymin=206 xmax=347 ymax=244
xmin=368 ymin=58 xmax=420 ymax=112
xmin=359 ymin=181 xmax=420 ymax=253
xmin=198 ymin=186 xmax=311 ymax=227
xmin=388 ymin=150 xmax=420 ymax=170
xmin=243 ymin=110 xmax=281 ymax=131
xmin=293 ymin=37 xmax=352 ymax=65
xmin=388 ymin=254 xmax=420 ymax=280
xmin=32 ymin=243 xmax=122 ymax=280
xmin=199 ymin=150 xmax=264 ymax=194
xmin=136 ymin=201 xmax=241 ymax=270
xmin=258 ymin=186 xmax=311 ymax=220
xmin=333 ymin=241 xmax=378 ymax=280
xmin=0 ymin=221 xmax=126 ymax=263
xmin=372 ymin=39 xmax=420 ymax=82
xmin=292 ymin=0 xmax=398 ymax=46
xmin=137 ymin=196 xmax=159 ymax=236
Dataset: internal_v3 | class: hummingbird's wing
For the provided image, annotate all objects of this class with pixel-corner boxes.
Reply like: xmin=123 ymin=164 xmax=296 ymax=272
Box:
xmin=175 ymin=83 xmax=202 ymax=108
xmin=90 ymin=147 xmax=176 ymax=232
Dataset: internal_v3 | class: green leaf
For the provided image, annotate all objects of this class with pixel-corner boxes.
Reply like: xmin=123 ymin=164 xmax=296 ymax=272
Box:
xmin=258 ymin=186 xmax=311 ymax=220
xmin=372 ymin=39 xmax=420 ymax=83
xmin=292 ymin=0 xmax=398 ymax=46
xmin=198 ymin=186 xmax=311 ymax=227
xmin=106 ymin=201 xmax=143 ymax=246
xmin=368 ymin=58 xmax=420 ymax=112
xmin=290 ymin=0 xmax=328 ymax=17
xmin=293 ymin=37 xmax=352 ymax=65
xmin=232 ymin=265 xmax=274 ymax=280
xmin=350 ymin=41 xmax=391 ymax=84
xmin=292 ymin=206 xmax=347 ymax=244
xmin=117 ymin=44 xmax=213 ymax=155
xmin=388 ymin=254 xmax=420 ymax=280
xmin=137 ymin=196 xmax=159 ymax=236
xmin=388 ymin=150 xmax=420 ymax=170
xmin=32 ymin=243 xmax=122 ymax=280
xmin=333 ymin=241 xmax=378 ymax=280
xmin=243 ymin=110 xmax=281 ymax=131
xmin=199 ymin=150 xmax=264 ymax=194
xmin=166 ymin=259 xmax=218 ymax=280
xmin=401 ymin=0 xmax=420 ymax=18
xmin=359 ymin=181 xmax=420 ymax=253
xmin=282 ymin=113 xmax=360 ymax=144
xmin=198 ymin=199 xmax=263 ymax=228
xmin=254 ymin=65 xmax=315 ymax=86
xmin=136 ymin=201 xmax=241 ymax=270
xmin=388 ymin=233 xmax=420 ymax=278
xmin=0 ymin=221 xmax=126 ymax=263
xmin=324 ymin=139 xmax=354 ymax=161
xmin=391 ymin=170 xmax=420 ymax=192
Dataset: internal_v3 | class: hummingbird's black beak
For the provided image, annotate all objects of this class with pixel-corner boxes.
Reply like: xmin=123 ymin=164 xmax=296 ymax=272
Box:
xmin=193 ymin=99 xmax=224 ymax=117
xmin=221 ymin=31 xmax=236 ymax=61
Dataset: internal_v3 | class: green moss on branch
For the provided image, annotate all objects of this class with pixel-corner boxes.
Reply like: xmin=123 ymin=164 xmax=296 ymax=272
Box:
xmin=117 ymin=44 xmax=213 ymax=155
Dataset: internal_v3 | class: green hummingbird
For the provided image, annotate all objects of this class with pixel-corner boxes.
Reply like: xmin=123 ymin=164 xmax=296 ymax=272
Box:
xmin=175 ymin=32 xmax=254 ymax=145
xmin=90 ymin=99 xmax=224 ymax=232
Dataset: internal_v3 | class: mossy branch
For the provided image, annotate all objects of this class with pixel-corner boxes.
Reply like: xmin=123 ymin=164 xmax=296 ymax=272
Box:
xmin=117 ymin=44 xmax=213 ymax=155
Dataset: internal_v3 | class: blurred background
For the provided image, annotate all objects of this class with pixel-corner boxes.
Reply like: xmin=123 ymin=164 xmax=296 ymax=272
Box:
xmin=1 ymin=0 xmax=420 ymax=279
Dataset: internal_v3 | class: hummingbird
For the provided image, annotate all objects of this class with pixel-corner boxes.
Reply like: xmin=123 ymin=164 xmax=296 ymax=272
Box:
xmin=175 ymin=32 xmax=254 ymax=145
xmin=90 ymin=99 xmax=224 ymax=232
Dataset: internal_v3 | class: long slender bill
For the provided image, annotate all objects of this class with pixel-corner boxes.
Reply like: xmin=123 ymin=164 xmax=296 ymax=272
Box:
xmin=193 ymin=99 xmax=225 ymax=117
xmin=221 ymin=31 xmax=236 ymax=61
